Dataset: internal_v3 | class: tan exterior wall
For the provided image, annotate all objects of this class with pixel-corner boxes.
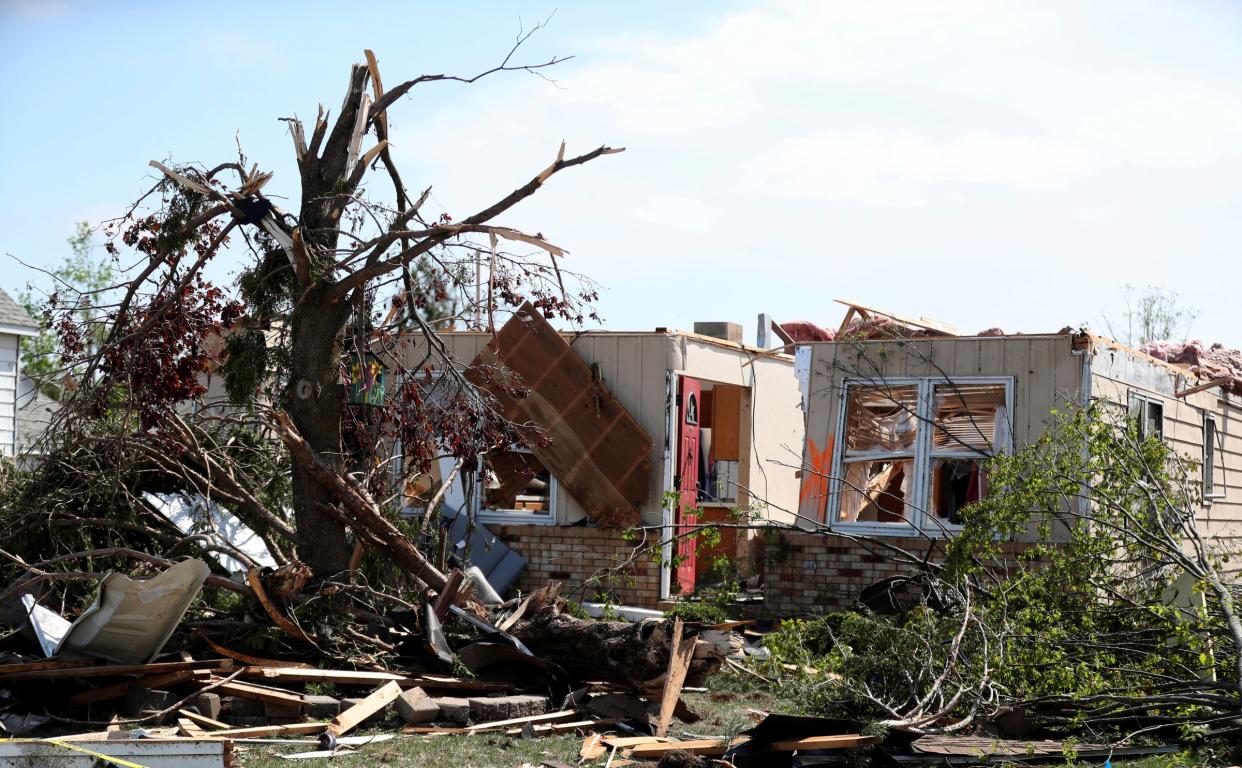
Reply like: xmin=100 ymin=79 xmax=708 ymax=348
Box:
xmin=409 ymin=330 xmax=804 ymax=529
xmin=1088 ymin=341 xmax=1242 ymax=551
xmin=797 ymin=334 xmax=1086 ymax=528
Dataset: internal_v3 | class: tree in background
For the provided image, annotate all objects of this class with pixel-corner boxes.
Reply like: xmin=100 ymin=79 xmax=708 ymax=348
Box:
xmin=1103 ymin=283 xmax=1198 ymax=346
xmin=18 ymin=222 xmax=114 ymax=398
xmin=18 ymin=41 xmax=619 ymax=589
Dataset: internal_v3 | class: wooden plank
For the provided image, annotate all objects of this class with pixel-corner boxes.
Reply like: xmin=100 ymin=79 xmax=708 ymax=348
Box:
xmin=629 ymin=737 xmax=749 ymax=757
xmin=328 ymin=680 xmax=401 ymax=737
xmin=177 ymin=717 xmax=207 ymax=738
xmin=178 ymin=708 xmax=231 ymax=730
xmin=465 ymin=709 xmax=581 ymax=732
xmin=405 ymin=676 xmax=511 ymax=692
xmin=767 ymin=734 xmax=881 ymax=751
xmin=245 ymin=667 xmax=407 ymax=685
xmin=655 ymin=618 xmax=696 ymax=737
xmin=210 ymin=722 xmax=327 ymax=737
xmin=65 ymin=669 xmax=208 ymax=706
xmin=0 ymin=658 xmax=94 ymax=675
xmin=0 ymin=659 xmax=227 ymax=680
xmin=213 ymin=679 xmax=305 ymax=706
xmin=833 ymin=299 xmax=960 ymax=336
xmin=1177 ymin=376 xmax=1232 ymax=399
xmin=580 ymin=734 xmax=607 ymax=760
xmin=602 ymin=736 xmax=674 ymax=748
xmin=504 ymin=718 xmax=618 ymax=736
xmin=433 ymin=569 xmax=465 ymax=621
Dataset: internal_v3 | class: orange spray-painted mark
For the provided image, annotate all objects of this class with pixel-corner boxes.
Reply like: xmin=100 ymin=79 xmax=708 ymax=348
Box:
xmin=799 ymin=435 xmax=834 ymax=523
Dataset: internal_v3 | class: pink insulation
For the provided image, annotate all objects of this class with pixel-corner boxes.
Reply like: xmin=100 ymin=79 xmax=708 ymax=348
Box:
xmin=1139 ymin=339 xmax=1242 ymax=395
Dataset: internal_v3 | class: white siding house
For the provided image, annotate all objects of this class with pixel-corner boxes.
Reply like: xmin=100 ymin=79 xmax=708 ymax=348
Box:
xmin=0 ymin=289 xmax=38 ymax=458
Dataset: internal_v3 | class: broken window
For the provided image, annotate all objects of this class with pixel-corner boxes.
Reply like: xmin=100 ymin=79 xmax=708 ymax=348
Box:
xmin=1129 ymin=393 xmax=1165 ymax=442
xmin=478 ymin=448 xmax=556 ymax=525
xmin=929 ymin=383 xmax=1008 ymax=524
xmin=833 ymin=378 xmax=1011 ymax=532
xmin=838 ymin=385 xmax=919 ymax=524
xmin=1204 ymin=414 xmax=1221 ymax=499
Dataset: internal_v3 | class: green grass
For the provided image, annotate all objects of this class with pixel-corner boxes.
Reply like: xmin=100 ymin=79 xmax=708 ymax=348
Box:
xmin=237 ymin=731 xmax=584 ymax=767
xmin=237 ymin=666 xmax=803 ymax=767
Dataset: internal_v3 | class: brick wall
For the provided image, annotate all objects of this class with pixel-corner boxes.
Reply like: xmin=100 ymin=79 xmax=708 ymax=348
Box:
xmin=760 ymin=531 xmax=1033 ymax=616
xmin=492 ymin=525 xmax=663 ymax=608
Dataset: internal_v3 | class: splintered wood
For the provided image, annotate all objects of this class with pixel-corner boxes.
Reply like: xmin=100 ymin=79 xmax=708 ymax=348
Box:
xmin=654 ymin=617 xmax=696 ymax=737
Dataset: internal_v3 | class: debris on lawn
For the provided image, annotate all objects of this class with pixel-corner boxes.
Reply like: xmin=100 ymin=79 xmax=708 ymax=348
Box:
xmin=0 ymin=559 xmax=761 ymax=766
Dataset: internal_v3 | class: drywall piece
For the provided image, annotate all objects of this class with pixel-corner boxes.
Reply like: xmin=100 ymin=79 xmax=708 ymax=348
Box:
xmin=24 ymin=559 xmax=211 ymax=665
xmin=466 ymin=303 xmax=653 ymax=527
xmin=146 ymin=492 xmax=276 ymax=574
xmin=19 ymin=596 xmax=70 ymax=658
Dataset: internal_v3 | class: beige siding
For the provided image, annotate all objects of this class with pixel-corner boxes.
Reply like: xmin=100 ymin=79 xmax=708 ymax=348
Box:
xmin=1090 ymin=344 xmax=1242 ymax=548
xmin=411 ymin=331 xmax=803 ymax=528
xmin=797 ymin=335 xmax=1085 ymax=528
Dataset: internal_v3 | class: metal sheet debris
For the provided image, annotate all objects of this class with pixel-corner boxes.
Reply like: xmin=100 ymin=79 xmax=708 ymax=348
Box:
xmin=22 ymin=559 xmax=210 ymax=664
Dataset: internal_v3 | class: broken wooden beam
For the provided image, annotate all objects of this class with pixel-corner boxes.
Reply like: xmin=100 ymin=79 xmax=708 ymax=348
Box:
xmin=0 ymin=659 xmax=229 ymax=680
xmin=327 ymin=680 xmax=402 ymax=737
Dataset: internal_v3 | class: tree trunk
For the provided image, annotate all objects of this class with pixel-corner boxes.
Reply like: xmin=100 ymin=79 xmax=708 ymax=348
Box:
xmin=287 ymin=285 xmax=354 ymax=576
xmin=508 ymin=611 xmax=735 ymax=690
xmin=285 ymin=65 xmax=372 ymax=577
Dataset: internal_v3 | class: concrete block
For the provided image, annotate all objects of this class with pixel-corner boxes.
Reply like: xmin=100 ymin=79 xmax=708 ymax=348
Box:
xmin=187 ymin=692 xmax=221 ymax=720
xmin=396 ymin=687 xmax=439 ymax=724
xmin=264 ymin=700 xmax=304 ymax=719
xmin=468 ymin=694 xmax=549 ymax=722
xmin=433 ymin=696 xmax=470 ymax=724
xmin=304 ymin=694 xmax=341 ymax=718
xmin=123 ymin=688 xmax=175 ymax=717
xmin=222 ymin=696 xmax=264 ymax=717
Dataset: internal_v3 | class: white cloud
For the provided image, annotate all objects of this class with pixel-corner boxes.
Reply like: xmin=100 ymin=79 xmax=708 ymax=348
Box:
xmin=381 ymin=0 xmax=1242 ymax=342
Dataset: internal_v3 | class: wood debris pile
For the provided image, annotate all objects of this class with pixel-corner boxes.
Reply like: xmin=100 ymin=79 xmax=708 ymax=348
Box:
xmin=0 ymin=564 xmax=751 ymax=765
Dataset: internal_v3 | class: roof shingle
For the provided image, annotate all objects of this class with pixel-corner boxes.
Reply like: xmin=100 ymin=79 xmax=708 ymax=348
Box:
xmin=0 ymin=288 xmax=37 ymax=331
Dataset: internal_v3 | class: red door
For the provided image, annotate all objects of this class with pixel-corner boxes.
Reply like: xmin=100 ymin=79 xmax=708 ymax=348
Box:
xmin=675 ymin=377 xmax=701 ymax=595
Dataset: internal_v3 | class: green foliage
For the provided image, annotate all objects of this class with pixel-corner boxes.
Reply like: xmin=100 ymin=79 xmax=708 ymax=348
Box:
xmin=755 ymin=404 xmax=1240 ymax=742
xmin=19 ymin=221 xmax=114 ymax=394
xmin=221 ymin=329 xmax=270 ymax=406
xmin=664 ymin=599 xmax=728 ymax=625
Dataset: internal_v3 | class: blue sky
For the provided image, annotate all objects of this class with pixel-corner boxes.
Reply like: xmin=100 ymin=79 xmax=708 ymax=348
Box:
xmin=3 ymin=0 xmax=1241 ymax=346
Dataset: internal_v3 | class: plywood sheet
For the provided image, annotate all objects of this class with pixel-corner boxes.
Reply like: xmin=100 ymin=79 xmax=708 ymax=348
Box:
xmin=467 ymin=304 xmax=653 ymax=527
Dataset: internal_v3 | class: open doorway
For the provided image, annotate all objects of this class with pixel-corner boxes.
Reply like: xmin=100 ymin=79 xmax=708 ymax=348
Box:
xmin=670 ymin=375 xmax=749 ymax=596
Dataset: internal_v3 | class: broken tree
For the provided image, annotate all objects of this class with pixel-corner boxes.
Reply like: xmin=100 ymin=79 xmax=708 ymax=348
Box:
xmin=19 ymin=39 xmax=622 ymax=599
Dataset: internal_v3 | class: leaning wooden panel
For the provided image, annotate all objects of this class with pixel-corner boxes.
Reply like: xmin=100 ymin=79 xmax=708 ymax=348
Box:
xmin=467 ymin=304 xmax=653 ymax=527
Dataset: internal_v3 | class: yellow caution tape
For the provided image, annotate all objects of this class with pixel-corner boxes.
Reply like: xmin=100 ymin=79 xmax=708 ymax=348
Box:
xmin=15 ymin=738 xmax=153 ymax=768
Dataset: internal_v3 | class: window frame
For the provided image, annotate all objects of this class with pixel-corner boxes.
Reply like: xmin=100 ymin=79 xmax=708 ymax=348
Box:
xmin=828 ymin=376 xmax=1014 ymax=537
xmin=475 ymin=446 xmax=559 ymax=527
xmin=1204 ymin=413 xmax=1223 ymax=501
xmin=1128 ymin=392 xmax=1165 ymax=442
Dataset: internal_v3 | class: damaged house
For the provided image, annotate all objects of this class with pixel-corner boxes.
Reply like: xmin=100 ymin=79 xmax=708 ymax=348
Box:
xmin=400 ymin=304 xmax=805 ymax=608
xmin=771 ymin=300 xmax=1242 ymax=615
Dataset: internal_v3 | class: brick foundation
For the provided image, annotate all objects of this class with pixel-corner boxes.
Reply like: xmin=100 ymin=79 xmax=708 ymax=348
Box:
xmin=492 ymin=525 xmax=663 ymax=608
xmin=759 ymin=531 xmax=1032 ymax=616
